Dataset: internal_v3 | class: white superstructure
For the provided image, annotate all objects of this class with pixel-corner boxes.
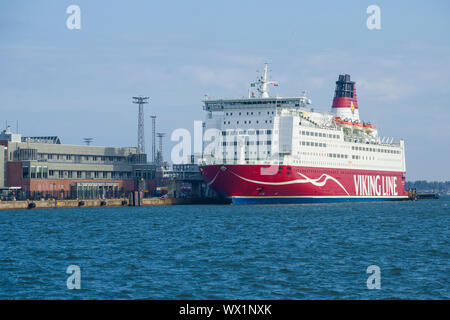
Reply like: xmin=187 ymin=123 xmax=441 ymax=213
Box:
xmin=202 ymin=64 xmax=406 ymax=173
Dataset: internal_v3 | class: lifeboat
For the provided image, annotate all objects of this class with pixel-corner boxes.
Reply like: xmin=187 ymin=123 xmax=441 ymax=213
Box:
xmin=334 ymin=117 xmax=364 ymax=130
xmin=353 ymin=122 xmax=364 ymax=129
xmin=363 ymin=122 xmax=376 ymax=132
xmin=334 ymin=117 xmax=353 ymax=129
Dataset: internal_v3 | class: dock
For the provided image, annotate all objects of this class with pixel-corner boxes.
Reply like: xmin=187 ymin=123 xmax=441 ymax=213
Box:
xmin=407 ymin=189 xmax=440 ymax=200
xmin=0 ymin=197 xmax=229 ymax=210
xmin=416 ymin=192 xmax=440 ymax=199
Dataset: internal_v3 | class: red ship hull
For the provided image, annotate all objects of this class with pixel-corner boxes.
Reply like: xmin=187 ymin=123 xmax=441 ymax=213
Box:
xmin=200 ymin=164 xmax=408 ymax=204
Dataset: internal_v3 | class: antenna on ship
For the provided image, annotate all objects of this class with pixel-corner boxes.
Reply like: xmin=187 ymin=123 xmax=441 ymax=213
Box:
xmin=251 ymin=63 xmax=278 ymax=98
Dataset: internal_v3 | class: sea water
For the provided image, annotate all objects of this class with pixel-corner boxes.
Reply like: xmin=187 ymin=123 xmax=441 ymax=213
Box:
xmin=0 ymin=197 xmax=448 ymax=299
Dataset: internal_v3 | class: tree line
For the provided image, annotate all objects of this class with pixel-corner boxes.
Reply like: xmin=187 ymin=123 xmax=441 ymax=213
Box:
xmin=405 ymin=180 xmax=450 ymax=193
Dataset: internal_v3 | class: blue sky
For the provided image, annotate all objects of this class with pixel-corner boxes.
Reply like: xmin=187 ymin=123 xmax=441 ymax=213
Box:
xmin=1 ymin=0 xmax=449 ymax=180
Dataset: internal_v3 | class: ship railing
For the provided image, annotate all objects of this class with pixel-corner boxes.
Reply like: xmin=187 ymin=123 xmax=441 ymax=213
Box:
xmin=274 ymin=108 xmax=342 ymax=132
xmin=343 ymin=137 xmax=401 ymax=147
xmin=201 ymin=156 xmax=282 ymax=166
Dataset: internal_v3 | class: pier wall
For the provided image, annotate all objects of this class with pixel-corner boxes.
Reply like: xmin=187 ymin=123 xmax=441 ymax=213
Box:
xmin=0 ymin=197 xmax=228 ymax=210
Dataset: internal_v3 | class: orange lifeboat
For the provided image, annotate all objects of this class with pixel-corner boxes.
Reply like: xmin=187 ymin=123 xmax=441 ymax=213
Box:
xmin=334 ymin=117 xmax=364 ymax=129
xmin=334 ymin=117 xmax=351 ymax=128
xmin=363 ymin=122 xmax=376 ymax=132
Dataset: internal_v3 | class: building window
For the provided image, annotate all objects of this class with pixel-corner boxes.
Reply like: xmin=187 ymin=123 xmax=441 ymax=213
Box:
xmin=77 ymin=171 xmax=82 ymax=179
xmin=42 ymin=167 xmax=48 ymax=178
xmin=22 ymin=167 xmax=29 ymax=179
xmin=30 ymin=166 xmax=36 ymax=178
xmin=67 ymin=171 xmax=73 ymax=178
xmin=36 ymin=167 xmax=42 ymax=178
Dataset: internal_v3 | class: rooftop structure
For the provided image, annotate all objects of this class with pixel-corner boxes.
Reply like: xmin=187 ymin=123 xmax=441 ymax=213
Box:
xmin=0 ymin=126 xmax=21 ymax=143
xmin=22 ymin=136 xmax=62 ymax=144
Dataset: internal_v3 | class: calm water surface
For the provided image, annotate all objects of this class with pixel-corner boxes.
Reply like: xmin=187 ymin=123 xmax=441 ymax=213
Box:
xmin=0 ymin=197 xmax=449 ymax=299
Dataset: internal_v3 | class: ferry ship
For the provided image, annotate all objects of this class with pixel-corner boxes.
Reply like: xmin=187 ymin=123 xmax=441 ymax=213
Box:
xmin=199 ymin=64 xmax=408 ymax=204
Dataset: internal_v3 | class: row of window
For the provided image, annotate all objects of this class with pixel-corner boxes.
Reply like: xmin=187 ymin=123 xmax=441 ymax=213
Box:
xmin=301 ymin=130 xmax=340 ymax=139
xmin=41 ymin=170 xmax=132 ymax=179
xmin=222 ymin=130 xmax=272 ymax=136
xmin=211 ymin=100 xmax=298 ymax=107
xmin=222 ymin=141 xmax=272 ymax=146
xmin=39 ymin=154 xmax=128 ymax=162
xmin=328 ymin=153 xmax=349 ymax=159
xmin=224 ymin=120 xmax=273 ymax=125
xmin=225 ymin=111 xmax=275 ymax=116
xmin=351 ymin=146 xmax=401 ymax=154
xmin=300 ymin=141 xmax=327 ymax=147
xmin=22 ymin=167 xmax=154 ymax=180
xmin=222 ymin=150 xmax=272 ymax=157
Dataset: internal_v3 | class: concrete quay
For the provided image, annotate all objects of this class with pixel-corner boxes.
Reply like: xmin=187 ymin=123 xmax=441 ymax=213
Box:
xmin=0 ymin=197 xmax=228 ymax=210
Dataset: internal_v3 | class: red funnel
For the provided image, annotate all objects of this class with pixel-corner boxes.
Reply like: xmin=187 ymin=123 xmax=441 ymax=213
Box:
xmin=331 ymin=74 xmax=358 ymax=111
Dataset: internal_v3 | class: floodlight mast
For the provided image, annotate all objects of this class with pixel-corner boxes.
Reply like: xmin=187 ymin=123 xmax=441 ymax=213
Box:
xmin=151 ymin=115 xmax=157 ymax=164
xmin=132 ymin=96 xmax=149 ymax=154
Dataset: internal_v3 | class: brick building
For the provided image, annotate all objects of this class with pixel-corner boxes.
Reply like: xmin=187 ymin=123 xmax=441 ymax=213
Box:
xmin=0 ymin=127 xmax=156 ymax=199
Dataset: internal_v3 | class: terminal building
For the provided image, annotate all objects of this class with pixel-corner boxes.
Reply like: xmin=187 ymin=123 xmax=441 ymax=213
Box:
xmin=0 ymin=127 xmax=156 ymax=200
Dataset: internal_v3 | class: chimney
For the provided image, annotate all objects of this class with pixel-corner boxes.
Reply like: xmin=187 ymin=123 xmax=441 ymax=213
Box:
xmin=331 ymin=74 xmax=360 ymax=122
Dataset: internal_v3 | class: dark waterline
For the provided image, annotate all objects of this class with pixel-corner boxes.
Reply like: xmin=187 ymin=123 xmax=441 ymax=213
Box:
xmin=1 ymin=197 xmax=449 ymax=299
